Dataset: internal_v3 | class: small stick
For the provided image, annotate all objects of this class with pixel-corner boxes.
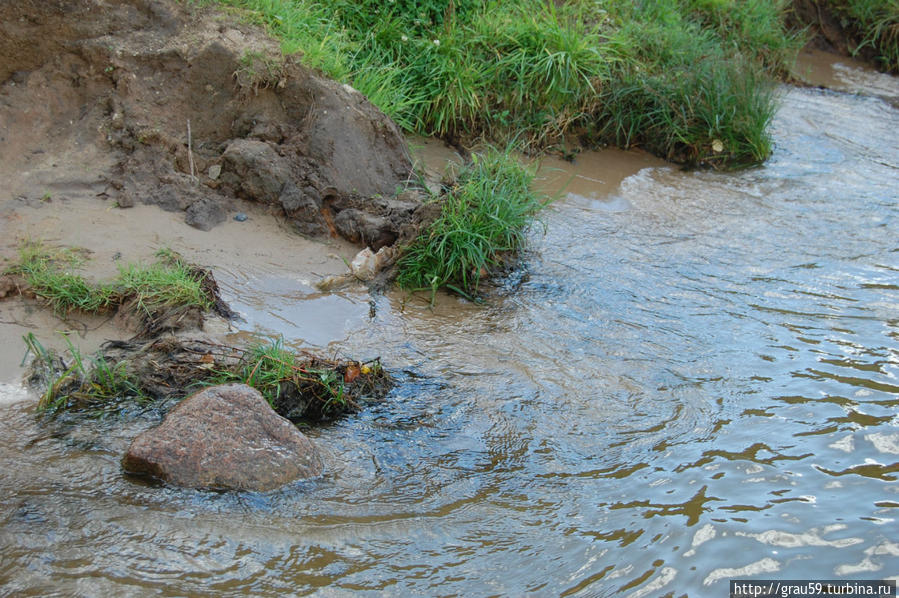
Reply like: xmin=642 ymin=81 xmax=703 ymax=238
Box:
xmin=187 ymin=119 xmax=197 ymax=184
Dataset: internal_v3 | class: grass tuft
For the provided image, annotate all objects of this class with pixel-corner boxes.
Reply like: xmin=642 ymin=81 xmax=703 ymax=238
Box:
xmin=396 ymin=147 xmax=546 ymax=299
xmin=8 ymin=242 xmax=213 ymax=316
xmin=207 ymin=337 xmax=388 ymax=418
xmin=11 ymin=243 xmax=116 ymax=313
xmin=116 ymin=250 xmax=213 ymax=315
xmin=836 ymin=0 xmax=899 ymax=72
xmin=26 ymin=333 xmax=146 ymax=413
xmin=25 ymin=334 xmax=390 ymax=419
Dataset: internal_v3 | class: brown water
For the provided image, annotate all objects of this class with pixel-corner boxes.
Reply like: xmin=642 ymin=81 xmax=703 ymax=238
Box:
xmin=2 ymin=77 xmax=899 ymax=595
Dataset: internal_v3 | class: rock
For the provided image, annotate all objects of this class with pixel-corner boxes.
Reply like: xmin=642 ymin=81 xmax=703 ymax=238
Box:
xmin=351 ymin=248 xmax=377 ymax=281
xmin=221 ymin=139 xmax=290 ymax=204
xmin=207 ymin=164 xmax=221 ymax=180
xmin=334 ymin=209 xmax=396 ymax=249
xmin=184 ymin=197 xmax=226 ymax=231
xmin=115 ymin=193 xmax=135 ymax=208
xmin=233 ymin=212 xmax=248 ymax=222
xmin=350 ymin=245 xmax=397 ymax=281
xmin=149 ymin=187 xmax=188 ymax=212
xmin=315 ymin=273 xmax=353 ymax=291
xmin=280 ymin=181 xmax=324 ymax=235
xmin=280 ymin=181 xmax=320 ymax=211
xmin=0 ymin=274 xmax=23 ymax=299
xmin=122 ymin=383 xmax=323 ymax=491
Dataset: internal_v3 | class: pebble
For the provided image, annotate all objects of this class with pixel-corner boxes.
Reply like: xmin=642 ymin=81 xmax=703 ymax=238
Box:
xmin=234 ymin=212 xmax=248 ymax=222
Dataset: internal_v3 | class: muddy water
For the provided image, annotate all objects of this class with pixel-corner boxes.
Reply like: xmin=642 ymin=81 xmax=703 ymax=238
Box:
xmin=3 ymin=75 xmax=899 ymax=595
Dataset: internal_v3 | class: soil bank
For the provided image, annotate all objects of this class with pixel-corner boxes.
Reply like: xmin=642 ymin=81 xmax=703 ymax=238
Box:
xmin=0 ymin=0 xmax=430 ymax=384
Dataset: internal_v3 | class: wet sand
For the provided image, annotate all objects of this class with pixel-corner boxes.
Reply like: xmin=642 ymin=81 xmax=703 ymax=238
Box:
xmin=0 ymin=195 xmax=359 ymax=386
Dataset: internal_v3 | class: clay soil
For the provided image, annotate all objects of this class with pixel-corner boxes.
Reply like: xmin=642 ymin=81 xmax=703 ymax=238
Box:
xmin=0 ymin=0 xmax=430 ymax=384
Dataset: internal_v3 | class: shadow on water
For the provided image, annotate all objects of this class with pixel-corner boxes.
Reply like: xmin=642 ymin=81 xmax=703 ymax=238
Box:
xmin=2 ymin=70 xmax=899 ymax=594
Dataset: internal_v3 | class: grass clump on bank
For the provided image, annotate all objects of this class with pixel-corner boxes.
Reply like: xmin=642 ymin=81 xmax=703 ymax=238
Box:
xmin=211 ymin=0 xmax=803 ymax=167
xmin=10 ymin=244 xmax=116 ymax=313
xmin=832 ymin=0 xmax=899 ymax=71
xmin=595 ymin=4 xmax=784 ymax=165
xmin=395 ymin=147 xmax=546 ymax=299
xmin=6 ymin=243 xmax=213 ymax=316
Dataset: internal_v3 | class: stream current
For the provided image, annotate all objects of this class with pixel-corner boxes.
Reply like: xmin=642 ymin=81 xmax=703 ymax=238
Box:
xmin=1 ymin=72 xmax=898 ymax=595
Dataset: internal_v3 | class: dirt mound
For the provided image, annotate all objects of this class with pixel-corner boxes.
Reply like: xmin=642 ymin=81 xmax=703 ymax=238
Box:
xmin=0 ymin=0 xmax=419 ymax=247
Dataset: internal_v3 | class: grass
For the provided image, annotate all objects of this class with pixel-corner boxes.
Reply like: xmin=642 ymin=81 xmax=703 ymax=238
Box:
xmin=25 ymin=333 xmax=389 ymax=419
xmin=25 ymin=333 xmax=146 ymax=412
xmin=10 ymin=244 xmax=116 ymax=313
xmin=592 ymin=2 xmax=793 ymax=165
xmin=683 ymin=0 xmax=803 ymax=76
xmin=7 ymin=242 xmax=213 ymax=316
xmin=233 ymin=50 xmax=287 ymax=95
xmin=395 ymin=147 xmax=546 ymax=299
xmin=116 ymin=250 xmax=213 ymax=316
xmin=834 ymin=0 xmax=899 ymax=71
xmin=210 ymin=0 xmax=805 ymax=167
xmin=205 ymin=337 xmax=380 ymax=418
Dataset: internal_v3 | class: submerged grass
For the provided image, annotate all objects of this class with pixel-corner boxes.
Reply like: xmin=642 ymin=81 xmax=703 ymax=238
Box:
xmin=395 ymin=147 xmax=546 ymax=299
xmin=211 ymin=0 xmax=805 ymax=167
xmin=25 ymin=333 xmax=146 ymax=412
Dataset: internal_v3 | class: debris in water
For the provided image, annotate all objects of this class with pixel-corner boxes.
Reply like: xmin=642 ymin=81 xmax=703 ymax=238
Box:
xmin=24 ymin=333 xmax=392 ymax=422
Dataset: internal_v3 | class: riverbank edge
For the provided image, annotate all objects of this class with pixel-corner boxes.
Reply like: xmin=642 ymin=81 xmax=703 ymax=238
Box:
xmin=205 ymin=0 xmax=894 ymax=170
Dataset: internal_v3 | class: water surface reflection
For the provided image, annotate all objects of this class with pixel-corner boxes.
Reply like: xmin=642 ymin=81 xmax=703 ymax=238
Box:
xmin=2 ymin=82 xmax=898 ymax=595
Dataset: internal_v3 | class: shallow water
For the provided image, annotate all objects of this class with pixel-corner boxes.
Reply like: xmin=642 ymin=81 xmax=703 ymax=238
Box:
xmin=2 ymin=77 xmax=899 ymax=595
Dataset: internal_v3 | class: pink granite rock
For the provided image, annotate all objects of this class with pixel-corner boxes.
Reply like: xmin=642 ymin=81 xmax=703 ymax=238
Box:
xmin=122 ymin=383 xmax=322 ymax=491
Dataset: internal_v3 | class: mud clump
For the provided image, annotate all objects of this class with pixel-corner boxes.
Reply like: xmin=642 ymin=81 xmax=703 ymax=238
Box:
xmin=0 ymin=0 xmax=420 ymax=244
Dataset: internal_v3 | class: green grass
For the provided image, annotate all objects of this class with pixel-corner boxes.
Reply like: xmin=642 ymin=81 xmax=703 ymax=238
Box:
xmin=204 ymin=337 xmax=387 ymax=418
xmin=395 ymin=147 xmax=546 ymax=298
xmin=591 ymin=2 xmax=792 ymax=165
xmin=116 ymin=251 xmax=213 ymax=315
xmin=25 ymin=333 xmax=146 ymax=412
xmin=835 ymin=0 xmax=899 ymax=71
xmin=224 ymin=339 xmax=348 ymax=414
xmin=26 ymin=333 xmax=388 ymax=418
xmin=11 ymin=244 xmax=116 ymax=313
xmin=8 ymin=242 xmax=212 ymax=315
xmin=683 ymin=0 xmax=803 ymax=76
xmin=224 ymin=338 xmax=311 ymax=407
xmin=210 ymin=0 xmax=804 ymax=167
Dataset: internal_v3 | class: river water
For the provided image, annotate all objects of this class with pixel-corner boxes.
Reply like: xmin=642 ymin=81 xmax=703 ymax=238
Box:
xmin=2 ymin=72 xmax=898 ymax=594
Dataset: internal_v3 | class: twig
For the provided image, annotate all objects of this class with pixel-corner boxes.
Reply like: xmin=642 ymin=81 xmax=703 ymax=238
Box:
xmin=187 ymin=119 xmax=197 ymax=185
